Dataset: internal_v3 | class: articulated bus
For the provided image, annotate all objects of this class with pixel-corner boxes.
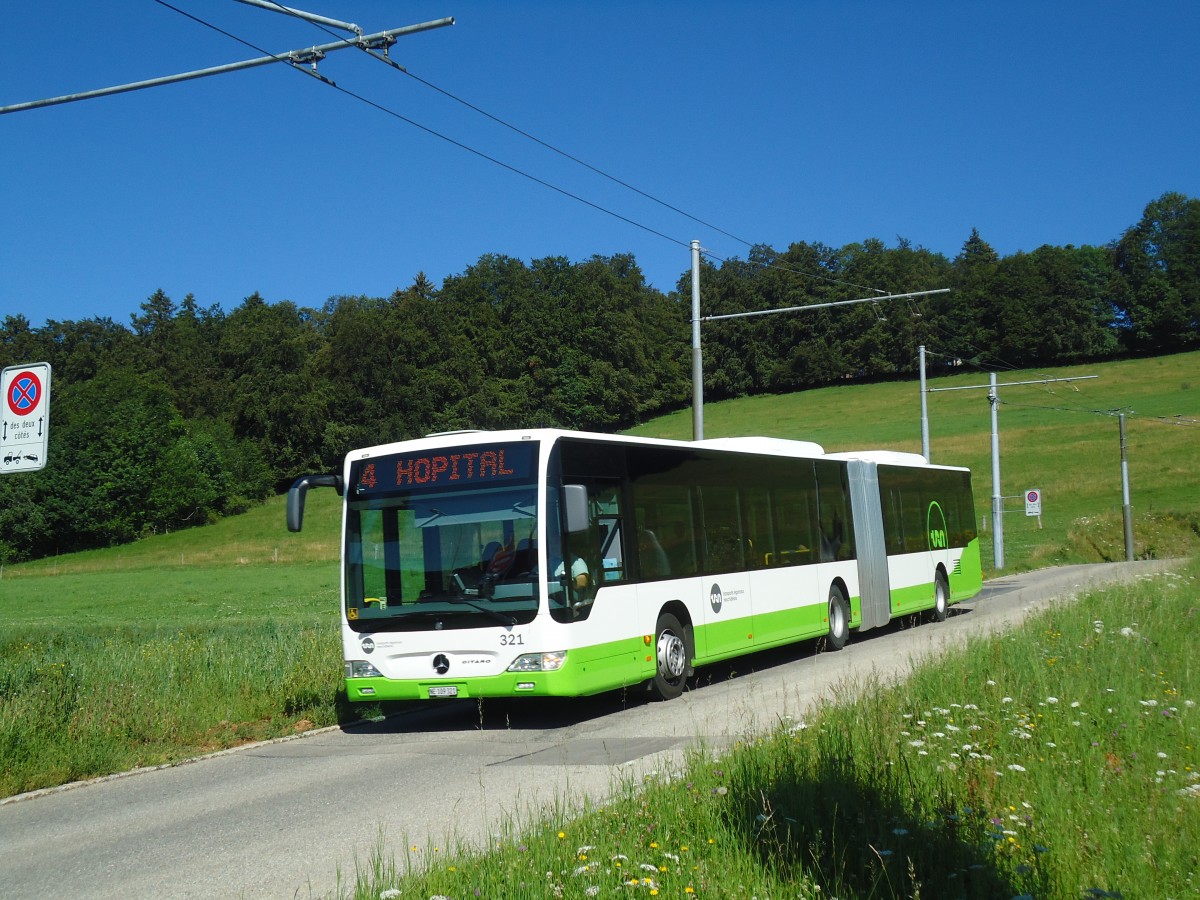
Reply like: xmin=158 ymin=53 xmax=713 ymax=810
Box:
xmin=287 ymin=429 xmax=982 ymax=703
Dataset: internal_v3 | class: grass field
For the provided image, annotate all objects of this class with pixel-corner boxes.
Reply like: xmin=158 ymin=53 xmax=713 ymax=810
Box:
xmin=1 ymin=351 xmax=1198 ymax=802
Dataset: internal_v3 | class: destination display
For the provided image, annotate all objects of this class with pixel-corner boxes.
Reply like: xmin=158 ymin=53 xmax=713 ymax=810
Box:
xmin=351 ymin=440 xmax=538 ymax=497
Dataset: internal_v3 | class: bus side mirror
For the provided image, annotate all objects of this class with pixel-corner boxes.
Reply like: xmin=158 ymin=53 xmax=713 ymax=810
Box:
xmin=563 ymin=483 xmax=589 ymax=533
xmin=286 ymin=473 xmax=344 ymax=532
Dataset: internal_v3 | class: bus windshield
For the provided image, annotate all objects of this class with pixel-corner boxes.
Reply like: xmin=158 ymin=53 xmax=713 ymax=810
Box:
xmin=346 ymin=484 xmax=541 ymax=630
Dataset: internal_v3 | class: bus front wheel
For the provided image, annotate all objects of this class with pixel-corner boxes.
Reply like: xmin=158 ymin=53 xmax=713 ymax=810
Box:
xmin=827 ymin=585 xmax=850 ymax=651
xmin=651 ymin=613 xmax=689 ymax=701
xmin=929 ymin=571 xmax=950 ymax=623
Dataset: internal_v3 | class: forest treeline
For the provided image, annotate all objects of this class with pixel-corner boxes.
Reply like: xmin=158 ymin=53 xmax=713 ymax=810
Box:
xmin=1 ymin=191 xmax=1197 ymax=562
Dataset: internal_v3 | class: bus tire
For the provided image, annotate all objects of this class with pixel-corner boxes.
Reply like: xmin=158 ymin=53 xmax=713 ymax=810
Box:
xmin=929 ymin=570 xmax=950 ymax=623
xmin=650 ymin=612 xmax=689 ymax=701
xmin=827 ymin=585 xmax=850 ymax=651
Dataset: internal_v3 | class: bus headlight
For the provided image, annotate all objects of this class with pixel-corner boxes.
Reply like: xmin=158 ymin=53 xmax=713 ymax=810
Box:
xmin=507 ymin=651 xmax=567 ymax=673
xmin=346 ymin=660 xmax=383 ymax=678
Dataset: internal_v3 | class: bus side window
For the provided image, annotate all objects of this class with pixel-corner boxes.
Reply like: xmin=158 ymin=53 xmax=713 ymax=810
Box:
xmin=743 ymin=485 xmax=773 ymax=569
xmin=633 ymin=487 xmax=697 ymax=578
xmin=699 ymin=485 xmax=744 ymax=574
xmin=772 ymin=472 xmax=820 ymax=567
xmin=816 ymin=461 xmax=855 ymax=561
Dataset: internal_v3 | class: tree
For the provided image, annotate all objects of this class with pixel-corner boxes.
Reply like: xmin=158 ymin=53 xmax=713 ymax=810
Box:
xmin=1114 ymin=191 xmax=1200 ymax=351
xmin=219 ymin=294 xmax=332 ymax=486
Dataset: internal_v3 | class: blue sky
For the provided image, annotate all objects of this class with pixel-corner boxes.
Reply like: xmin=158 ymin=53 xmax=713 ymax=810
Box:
xmin=2 ymin=1 xmax=1197 ymax=328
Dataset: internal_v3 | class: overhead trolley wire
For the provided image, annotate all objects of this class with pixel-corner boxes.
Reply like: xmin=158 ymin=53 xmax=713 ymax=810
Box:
xmin=230 ymin=0 xmax=896 ymax=297
xmin=147 ymin=0 xmax=900 ymax=298
xmin=154 ymin=0 xmax=693 ymax=250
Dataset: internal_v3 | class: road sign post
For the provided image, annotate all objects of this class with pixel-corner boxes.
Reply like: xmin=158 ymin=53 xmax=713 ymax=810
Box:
xmin=1 ymin=362 xmax=52 ymax=474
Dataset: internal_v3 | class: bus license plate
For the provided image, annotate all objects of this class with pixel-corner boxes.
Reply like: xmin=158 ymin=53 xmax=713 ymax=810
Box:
xmin=428 ymin=686 xmax=458 ymax=698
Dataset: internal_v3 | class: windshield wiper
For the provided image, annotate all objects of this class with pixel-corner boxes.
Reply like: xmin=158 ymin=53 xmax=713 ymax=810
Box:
xmin=446 ymin=596 xmax=516 ymax=627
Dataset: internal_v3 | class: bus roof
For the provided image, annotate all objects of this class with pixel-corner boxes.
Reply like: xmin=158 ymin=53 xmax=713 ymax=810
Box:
xmin=826 ymin=449 xmax=968 ymax=471
xmin=693 ymin=436 xmax=826 ymax=457
xmin=348 ymin=429 xmax=960 ymax=470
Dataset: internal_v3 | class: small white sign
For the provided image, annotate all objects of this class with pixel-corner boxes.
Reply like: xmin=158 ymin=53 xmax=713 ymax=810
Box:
xmin=1025 ymin=488 xmax=1042 ymax=517
xmin=1 ymin=362 xmax=52 ymax=474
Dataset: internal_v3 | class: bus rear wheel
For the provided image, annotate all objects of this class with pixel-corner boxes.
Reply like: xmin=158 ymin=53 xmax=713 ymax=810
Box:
xmin=650 ymin=612 xmax=689 ymax=701
xmin=827 ymin=585 xmax=850 ymax=651
xmin=929 ymin=571 xmax=950 ymax=623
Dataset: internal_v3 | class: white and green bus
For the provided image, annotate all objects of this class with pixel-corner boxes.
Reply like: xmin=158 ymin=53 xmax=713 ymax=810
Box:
xmin=287 ymin=429 xmax=982 ymax=703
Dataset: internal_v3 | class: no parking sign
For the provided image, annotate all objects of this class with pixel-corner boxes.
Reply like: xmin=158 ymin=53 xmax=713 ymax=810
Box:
xmin=1025 ymin=488 xmax=1042 ymax=517
xmin=1 ymin=362 xmax=51 ymax=474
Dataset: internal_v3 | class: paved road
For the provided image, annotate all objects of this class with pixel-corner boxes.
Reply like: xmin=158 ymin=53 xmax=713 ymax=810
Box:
xmin=0 ymin=559 xmax=1178 ymax=899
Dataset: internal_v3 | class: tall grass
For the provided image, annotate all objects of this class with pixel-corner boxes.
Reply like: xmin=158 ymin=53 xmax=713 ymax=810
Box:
xmin=353 ymin=560 xmax=1200 ymax=899
xmin=0 ymin=621 xmax=346 ymax=797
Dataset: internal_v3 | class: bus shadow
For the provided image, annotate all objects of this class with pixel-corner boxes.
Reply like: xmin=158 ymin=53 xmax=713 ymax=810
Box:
xmin=721 ymin=740 xmax=1038 ymax=897
xmin=341 ymin=689 xmax=652 ymax=734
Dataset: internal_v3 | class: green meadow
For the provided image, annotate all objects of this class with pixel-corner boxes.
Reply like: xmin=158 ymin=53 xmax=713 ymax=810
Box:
xmin=2 ymin=352 xmax=1199 ymax=895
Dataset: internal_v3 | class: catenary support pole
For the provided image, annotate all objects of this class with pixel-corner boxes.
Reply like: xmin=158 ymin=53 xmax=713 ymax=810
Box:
xmin=691 ymin=240 xmax=704 ymax=441
xmin=919 ymin=345 xmax=930 ymax=462
xmin=990 ymin=372 xmax=1004 ymax=569
xmin=1120 ymin=413 xmax=1135 ymax=562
